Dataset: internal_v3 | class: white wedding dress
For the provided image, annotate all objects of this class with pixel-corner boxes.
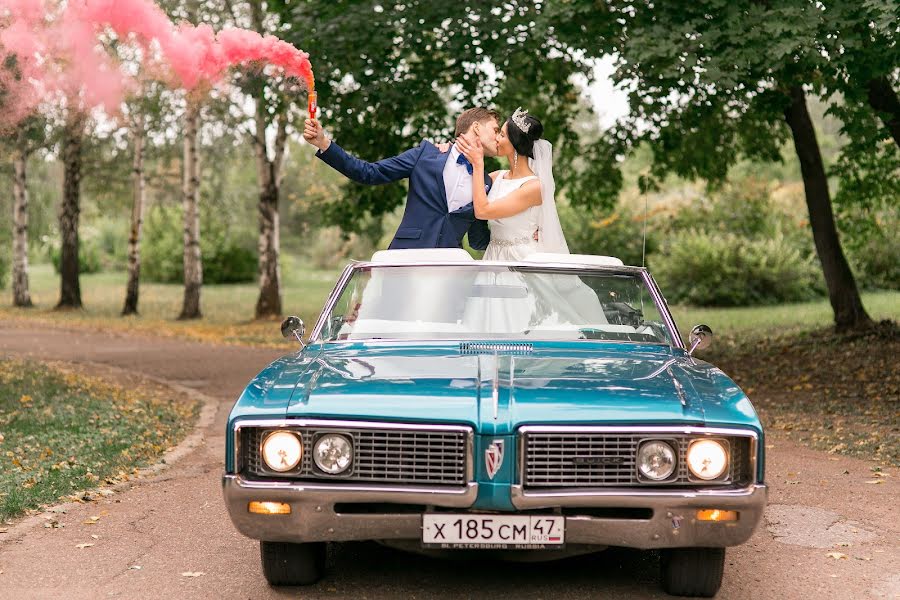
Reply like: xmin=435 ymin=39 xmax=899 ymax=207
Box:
xmin=465 ymin=168 xmax=607 ymax=335
xmin=482 ymin=171 xmax=542 ymax=261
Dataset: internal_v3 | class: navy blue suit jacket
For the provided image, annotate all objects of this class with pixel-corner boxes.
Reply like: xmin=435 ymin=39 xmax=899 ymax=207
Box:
xmin=316 ymin=140 xmax=492 ymax=250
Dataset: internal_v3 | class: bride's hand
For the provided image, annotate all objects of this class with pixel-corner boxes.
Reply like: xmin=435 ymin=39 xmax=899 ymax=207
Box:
xmin=456 ymin=134 xmax=484 ymax=169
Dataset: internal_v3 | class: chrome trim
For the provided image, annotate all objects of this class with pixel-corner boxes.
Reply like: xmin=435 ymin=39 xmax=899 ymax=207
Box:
xmin=642 ymin=270 xmax=685 ymax=349
xmin=491 ymin=351 xmax=500 ymax=421
xmin=517 ymin=425 xmax=759 ymax=490
xmin=307 ymin=261 xmax=684 ymax=349
xmin=233 ymin=418 xmax=475 ymax=483
xmin=309 ymin=263 xmax=356 ymax=343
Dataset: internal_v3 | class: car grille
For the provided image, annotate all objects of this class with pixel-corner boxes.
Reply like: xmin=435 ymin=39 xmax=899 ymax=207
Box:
xmin=241 ymin=424 xmax=470 ymax=486
xmin=522 ymin=431 xmax=754 ymax=488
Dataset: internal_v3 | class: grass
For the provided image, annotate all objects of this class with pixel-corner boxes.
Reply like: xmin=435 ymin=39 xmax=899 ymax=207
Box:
xmin=0 ymin=358 xmax=199 ymax=521
xmin=0 ymin=264 xmax=340 ymax=347
xmin=3 ymin=263 xmax=897 ymax=348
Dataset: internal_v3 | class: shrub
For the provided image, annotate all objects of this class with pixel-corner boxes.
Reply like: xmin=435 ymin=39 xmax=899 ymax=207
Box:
xmin=142 ymin=204 xmax=257 ymax=284
xmin=560 ymin=204 xmax=658 ymax=266
xmin=846 ymin=227 xmax=900 ymax=291
xmin=45 ymin=234 xmax=103 ymax=275
xmin=0 ymin=250 xmax=8 ymax=289
xmin=650 ymin=230 xmax=825 ymax=306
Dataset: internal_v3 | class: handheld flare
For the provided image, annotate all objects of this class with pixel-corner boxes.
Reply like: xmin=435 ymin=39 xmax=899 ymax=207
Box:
xmin=308 ymin=90 xmax=317 ymax=120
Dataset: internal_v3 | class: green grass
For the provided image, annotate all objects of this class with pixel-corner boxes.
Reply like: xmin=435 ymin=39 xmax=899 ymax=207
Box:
xmin=2 ymin=263 xmax=898 ymax=347
xmin=0 ymin=359 xmax=199 ymax=521
xmin=671 ymin=290 xmax=900 ymax=346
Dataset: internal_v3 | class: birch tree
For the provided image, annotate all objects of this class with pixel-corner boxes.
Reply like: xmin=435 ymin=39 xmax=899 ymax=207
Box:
xmin=122 ymin=111 xmax=146 ymax=316
xmin=10 ymin=121 xmax=44 ymax=307
xmin=178 ymin=98 xmax=202 ymax=320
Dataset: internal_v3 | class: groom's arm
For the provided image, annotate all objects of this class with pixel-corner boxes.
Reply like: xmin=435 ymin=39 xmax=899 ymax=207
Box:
xmin=316 ymin=141 xmax=425 ymax=185
xmin=304 ymin=119 xmax=425 ymax=185
xmin=467 ymin=218 xmax=491 ymax=251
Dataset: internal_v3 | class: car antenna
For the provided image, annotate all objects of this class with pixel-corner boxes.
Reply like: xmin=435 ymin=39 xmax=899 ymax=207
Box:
xmin=641 ymin=192 xmax=649 ymax=268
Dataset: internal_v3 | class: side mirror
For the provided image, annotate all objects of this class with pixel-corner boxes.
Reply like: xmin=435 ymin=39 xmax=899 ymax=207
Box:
xmin=281 ymin=316 xmax=306 ymax=346
xmin=688 ymin=324 xmax=713 ymax=356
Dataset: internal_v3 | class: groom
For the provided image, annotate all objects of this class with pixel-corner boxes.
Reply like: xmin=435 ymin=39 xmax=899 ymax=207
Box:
xmin=302 ymin=108 xmax=501 ymax=250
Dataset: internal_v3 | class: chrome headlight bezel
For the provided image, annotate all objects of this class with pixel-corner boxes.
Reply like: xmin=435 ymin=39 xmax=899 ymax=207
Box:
xmin=687 ymin=438 xmax=730 ymax=481
xmin=312 ymin=433 xmax=354 ymax=475
xmin=636 ymin=439 xmax=678 ymax=482
xmin=260 ymin=430 xmax=303 ymax=473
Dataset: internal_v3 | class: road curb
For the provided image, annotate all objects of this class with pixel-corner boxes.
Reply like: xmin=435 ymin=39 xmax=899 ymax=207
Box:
xmin=0 ymin=359 xmax=220 ymax=544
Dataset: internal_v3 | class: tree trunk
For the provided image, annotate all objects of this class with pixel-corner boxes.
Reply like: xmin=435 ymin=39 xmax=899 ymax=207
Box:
xmin=122 ymin=118 xmax=146 ymax=316
xmin=179 ymin=101 xmax=202 ymax=320
xmin=783 ymin=85 xmax=872 ymax=331
xmin=56 ymin=116 xmax=83 ymax=309
xmin=866 ymin=76 xmax=900 ymax=149
xmin=11 ymin=136 xmax=32 ymax=308
xmin=253 ymin=103 xmax=285 ymax=319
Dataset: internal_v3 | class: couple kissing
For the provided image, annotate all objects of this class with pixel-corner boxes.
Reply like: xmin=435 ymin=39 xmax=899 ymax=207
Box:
xmin=302 ymin=107 xmax=568 ymax=260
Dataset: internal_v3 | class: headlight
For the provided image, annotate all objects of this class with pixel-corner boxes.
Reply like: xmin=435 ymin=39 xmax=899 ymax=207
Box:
xmin=314 ymin=434 xmax=353 ymax=474
xmin=687 ymin=439 xmax=728 ymax=480
xmin=261 ymin=431 xmax=302 ymax=472
xmin=637 ymin=440 xmax=676 ymax=481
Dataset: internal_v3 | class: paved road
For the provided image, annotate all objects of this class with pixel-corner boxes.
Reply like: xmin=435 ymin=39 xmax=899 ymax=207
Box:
xmin=0 ymin=324 xmax=897 ymax=599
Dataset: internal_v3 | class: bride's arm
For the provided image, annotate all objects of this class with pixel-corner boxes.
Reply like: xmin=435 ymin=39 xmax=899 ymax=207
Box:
xmin=457 ymin=135 xmax=542 ymax=220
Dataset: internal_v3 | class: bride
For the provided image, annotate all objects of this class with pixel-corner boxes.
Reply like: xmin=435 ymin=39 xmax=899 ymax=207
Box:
xmin=455 ymin=106 xmax=568 ymax=258
xmin=454 ymin=108 xmax=606 ymax=334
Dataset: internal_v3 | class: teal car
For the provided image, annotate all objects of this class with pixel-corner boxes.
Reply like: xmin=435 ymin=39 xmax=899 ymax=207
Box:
xmin=223 ymin=249 xmax=766 ymax=597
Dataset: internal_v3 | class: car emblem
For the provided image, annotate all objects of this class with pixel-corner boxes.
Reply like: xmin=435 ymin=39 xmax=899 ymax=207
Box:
xmin=485 ymin=440 xmax=504 ymax=480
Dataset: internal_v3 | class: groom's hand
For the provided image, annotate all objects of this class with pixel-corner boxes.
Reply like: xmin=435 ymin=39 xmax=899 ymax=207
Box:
xmin=303 ymin=118 xmax=330 ymax=152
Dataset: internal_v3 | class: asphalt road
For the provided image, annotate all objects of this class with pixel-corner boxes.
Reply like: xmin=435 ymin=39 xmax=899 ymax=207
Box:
xmin=0 ymin=323 xmax=897 ymax=599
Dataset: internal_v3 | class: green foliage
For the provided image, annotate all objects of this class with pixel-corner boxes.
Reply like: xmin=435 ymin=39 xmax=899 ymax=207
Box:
xmin=141 ymin=204 xmax=257 ymax=284
xmin=650 ymin=230 xmax=824 ymax=307
xmin=282 ymin=1 xmax=594 ymax=230
xmin=843 ymin=216 xmax=900 ymax=291
xmin=561 ymin=203 xmax=657 ymax=267
xmin=0 ymin=248 xmax=8 ymax=289
xmin=45 ymin=233 xmax=102 ymax=275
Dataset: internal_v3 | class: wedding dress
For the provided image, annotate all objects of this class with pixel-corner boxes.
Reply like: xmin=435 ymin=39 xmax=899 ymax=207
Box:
xmin=465 ymin=151 xmax=607 ymax=335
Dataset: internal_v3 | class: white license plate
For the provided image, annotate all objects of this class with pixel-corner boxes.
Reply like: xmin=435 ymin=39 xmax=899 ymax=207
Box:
xmin=422 ymin=514 xmax=565 ymax=549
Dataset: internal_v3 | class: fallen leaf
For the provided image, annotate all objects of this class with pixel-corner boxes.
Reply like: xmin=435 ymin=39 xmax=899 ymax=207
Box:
xmin=129 ymin=565 xmax=142 ymax=571
xmin=181 ymin=572 xmax=205 ymax=577
xmin=90 ymin=534 xmax=99 ymax=540
xmin=75 ymin=543 xmax=94 ymax=549
xmin=864 ymin=480 xmax=884 ymax=485
xmin=836 ymin=542 xmax=852 ymax=547
xmin=0 ymin=528 xmax=7 ymax=534
xmin=83 ymin=516 xmax=100 ymax=525
xmin=825 ymin=552 xmax=848 ymax=559
xmin=854 ymin=556 xmax=872 ymax=561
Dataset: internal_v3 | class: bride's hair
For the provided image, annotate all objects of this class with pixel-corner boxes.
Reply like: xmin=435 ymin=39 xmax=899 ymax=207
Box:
xmin=506 ymin=112 xmax=544 ymax=158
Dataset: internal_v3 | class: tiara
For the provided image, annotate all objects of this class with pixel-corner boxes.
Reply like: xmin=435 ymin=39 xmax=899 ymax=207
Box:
xmin=511 ymin=107 xmax=531 ymax=134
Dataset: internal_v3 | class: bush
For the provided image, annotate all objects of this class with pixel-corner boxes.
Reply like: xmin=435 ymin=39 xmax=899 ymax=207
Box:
xmin=0 ymin=250 xmax=8 ymax=289
xmin=45 ymin=234 xmax=103 ymax=275
xmin=650 ymin=230 xmax=825 ymax=306
xmin=846 ymin=227 xmax=900 ymax=291
xmin=560 ymin=204 xmax=658 ymax=266
xmin=142 ymin=204 xmax=257 ymax=284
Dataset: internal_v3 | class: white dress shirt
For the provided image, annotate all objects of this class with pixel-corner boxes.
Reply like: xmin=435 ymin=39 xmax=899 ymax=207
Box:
xmin=443 ymin=146 xmax=475 ymax=213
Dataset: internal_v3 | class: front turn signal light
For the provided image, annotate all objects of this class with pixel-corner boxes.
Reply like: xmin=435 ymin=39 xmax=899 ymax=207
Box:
xmin=249 ymin=501 xmax=291 ymax=515
xmin=697 ymin=509 xmax=738 ymax=522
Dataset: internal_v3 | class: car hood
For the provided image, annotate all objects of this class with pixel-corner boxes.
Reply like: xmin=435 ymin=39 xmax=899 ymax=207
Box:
xmin=280 ymin=343 xmax=758 ymax=433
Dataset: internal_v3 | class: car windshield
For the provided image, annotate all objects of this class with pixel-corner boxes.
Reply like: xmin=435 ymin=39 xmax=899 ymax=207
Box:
xmin=318 ymin=265 xmax=674 ymax=345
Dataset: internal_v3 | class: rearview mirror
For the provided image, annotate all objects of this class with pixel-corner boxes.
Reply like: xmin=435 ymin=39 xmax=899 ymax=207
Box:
xmin=281 ymin=316 xmax=306 ymax=346
xmin=688 ymin=324 xmax=713 ymax=356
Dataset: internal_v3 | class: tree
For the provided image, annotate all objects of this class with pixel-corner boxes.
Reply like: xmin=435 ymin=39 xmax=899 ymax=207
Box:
xmin=56 ymin=111 xmax=85 ymax=309
xmin=545 ymin=0 xmax=885 ymax=330
xmin=178 ymin=96 xmax=203 ymax=320
xmin=282 ymin=1 xmax=590 ymax=234
xmin=122 ymin=110 xmax=147 ymax=316
xmin=9 ymin=118 xmax=45 ymax=307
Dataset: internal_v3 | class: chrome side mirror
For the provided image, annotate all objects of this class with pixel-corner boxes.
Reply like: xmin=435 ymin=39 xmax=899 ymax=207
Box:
xmin=688 ymin=324 xmax=713 ymax=356
xmin=281 ymin=316 xmax=306 ymax=347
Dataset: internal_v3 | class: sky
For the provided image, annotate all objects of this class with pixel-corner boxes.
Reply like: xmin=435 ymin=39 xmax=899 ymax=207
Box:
xmin=582 ymin=55 xmax=631 ymax=130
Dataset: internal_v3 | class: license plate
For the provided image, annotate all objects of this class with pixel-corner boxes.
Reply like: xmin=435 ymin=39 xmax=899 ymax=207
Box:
xmin=422 ymin=514 xmax=565 ymax=549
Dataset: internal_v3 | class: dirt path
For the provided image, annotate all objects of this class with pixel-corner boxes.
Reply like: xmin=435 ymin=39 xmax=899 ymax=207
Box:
xmin=0 ymin=323 xmax=897 ymax=599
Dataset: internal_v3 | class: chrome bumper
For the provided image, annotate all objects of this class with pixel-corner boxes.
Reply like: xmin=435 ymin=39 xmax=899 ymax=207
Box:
xmin=223 ymin=475 xmax=766 ymax=549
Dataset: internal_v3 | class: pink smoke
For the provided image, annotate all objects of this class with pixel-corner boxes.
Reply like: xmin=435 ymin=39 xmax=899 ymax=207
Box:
xmin=0 ymin=0 xmax=314 ymax=128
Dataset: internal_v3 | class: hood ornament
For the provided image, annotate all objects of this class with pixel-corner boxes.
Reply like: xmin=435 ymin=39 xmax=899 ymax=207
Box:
xmin=485 ymin=440 xmax=504 ymax=480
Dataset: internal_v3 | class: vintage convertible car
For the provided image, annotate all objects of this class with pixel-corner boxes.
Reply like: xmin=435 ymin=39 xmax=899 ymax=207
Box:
xmin=223 ymin=249 xmax=766 ymax=597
